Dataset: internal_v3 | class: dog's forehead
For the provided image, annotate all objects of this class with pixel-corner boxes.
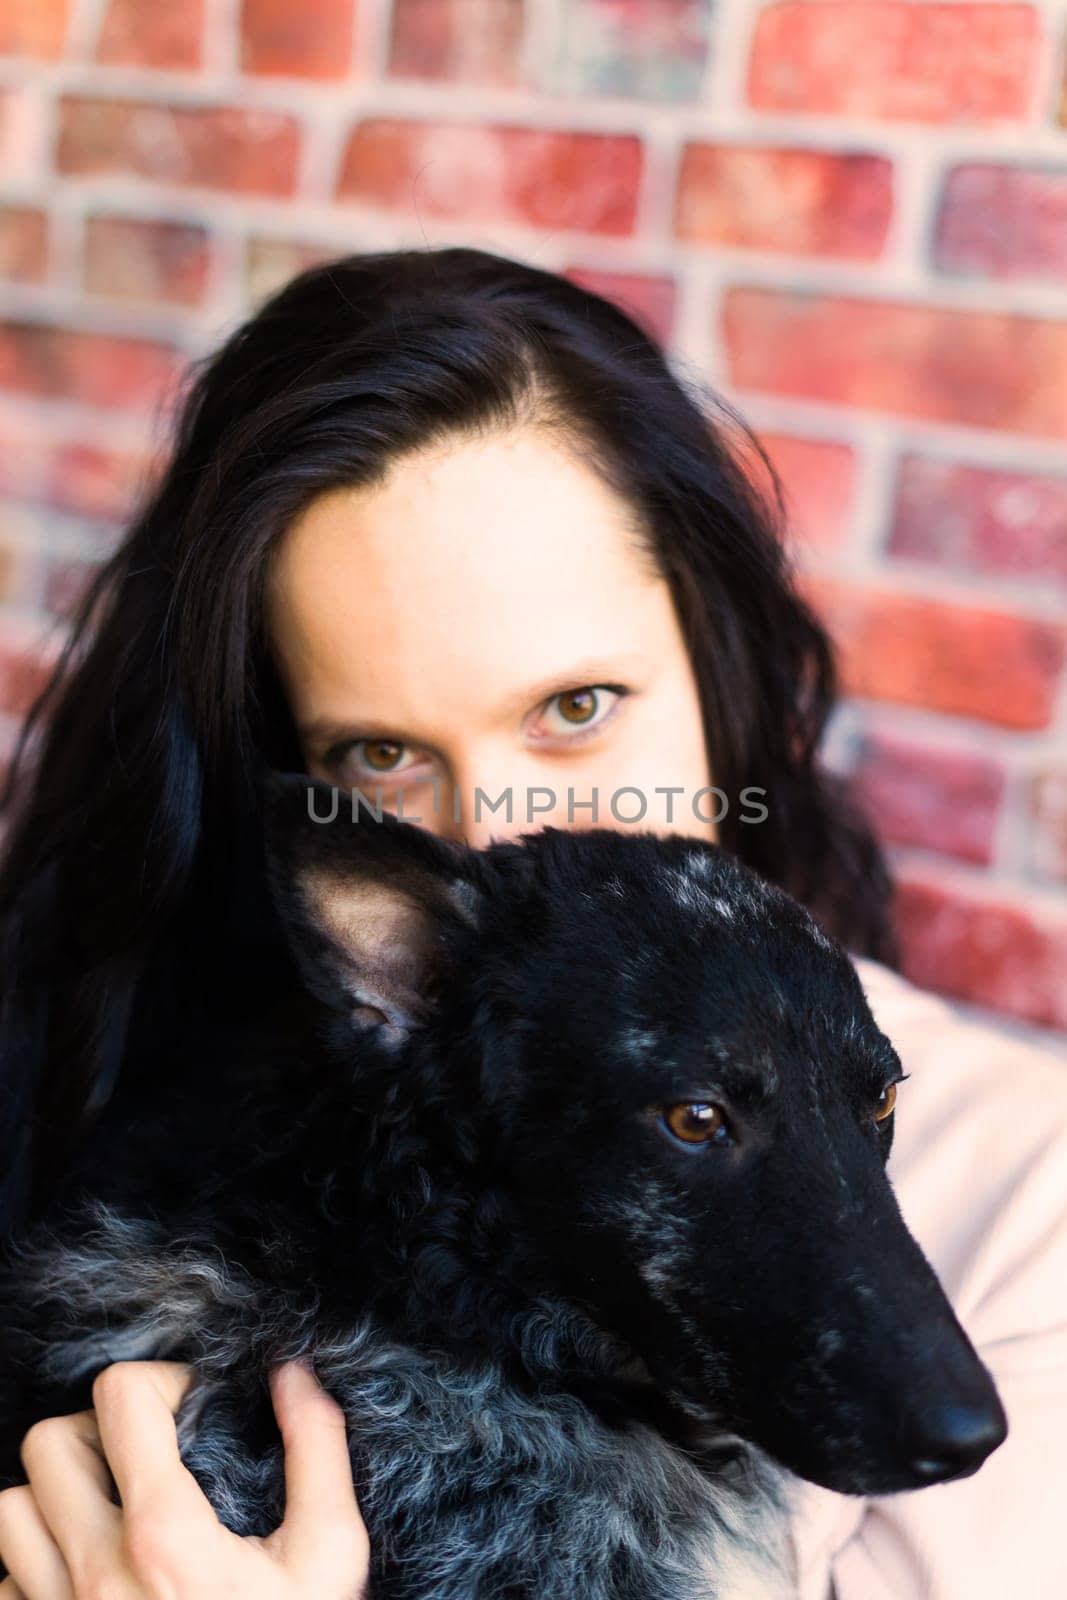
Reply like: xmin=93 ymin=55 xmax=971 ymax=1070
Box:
xmin=662 ymin=848 xmax=840 ymax=950
xmin=608 ymin=980 xmax=894 ymax=1116
xmin=517 ymin=835 xmax=844 ymax=1008
xmin=540 ymin=834 xmax=712 ymax=900
xmin=657 ymin=850 xmax=768 ymax=922
xmin=562 ymin=838 xmax=835 ymax=957
xmin=482 ymin=831 xmax=898 ymax=1117
xmin=529 ymin=837 xmax=894 ymax=1083
xmin=561 ymin=835 xmax=735 ymax=903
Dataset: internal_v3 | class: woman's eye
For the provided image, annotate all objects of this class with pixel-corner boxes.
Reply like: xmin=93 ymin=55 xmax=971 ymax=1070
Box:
xmin=873 ymin=1082 xmax=898 ymax=1123
xmin=341 ymin=739 xmax=424 ymax=780
xmin=660 ymin=1102 xmax=732 ymax=1148
xmin=534 ymin=685 xmax=623 ymax=740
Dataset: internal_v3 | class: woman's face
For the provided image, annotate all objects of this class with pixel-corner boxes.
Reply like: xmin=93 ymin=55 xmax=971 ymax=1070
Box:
xmin=267 ymin=427 xmax=718 ymax=849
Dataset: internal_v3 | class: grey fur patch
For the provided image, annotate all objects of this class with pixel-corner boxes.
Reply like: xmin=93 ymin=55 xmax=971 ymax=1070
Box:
xmin=12 ymin=1201 xmax=797 ymax=1600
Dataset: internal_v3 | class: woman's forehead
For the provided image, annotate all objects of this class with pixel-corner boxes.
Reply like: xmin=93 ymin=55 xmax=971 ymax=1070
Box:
xmin=265 ymin=428 xmax=677 ymax=731
xmin=270 ymin=427 xmax=653 ymax=608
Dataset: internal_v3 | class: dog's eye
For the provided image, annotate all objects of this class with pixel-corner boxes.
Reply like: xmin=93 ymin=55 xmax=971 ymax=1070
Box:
xmin=661 ymin=1102 xmax=731 ymax=1147
xmin=873 ymin=1082 xmax=898 ymax=1122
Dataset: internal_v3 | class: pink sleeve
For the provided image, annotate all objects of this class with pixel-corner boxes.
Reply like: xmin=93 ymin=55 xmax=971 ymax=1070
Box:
xmin=790 ymin=958 xmax=1067 ymax=1600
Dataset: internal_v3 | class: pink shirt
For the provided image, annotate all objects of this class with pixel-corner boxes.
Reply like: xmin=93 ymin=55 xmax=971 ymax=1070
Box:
xmin=788 ymin=955 xmax=1067 ymax=1598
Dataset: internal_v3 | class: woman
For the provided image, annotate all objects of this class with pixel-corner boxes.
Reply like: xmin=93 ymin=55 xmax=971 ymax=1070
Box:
xmin=0 ymin=247 xmax=1063 ymax=1599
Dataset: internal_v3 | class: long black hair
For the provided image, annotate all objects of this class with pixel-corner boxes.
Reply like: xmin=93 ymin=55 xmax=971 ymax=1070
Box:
xmin=0 ymin=245 xmax=896 ymax=1237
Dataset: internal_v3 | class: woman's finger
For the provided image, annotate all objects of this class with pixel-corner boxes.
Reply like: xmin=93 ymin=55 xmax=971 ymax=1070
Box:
xmin=18 ymin=1411 xmax=119 ymax=1574
xmin=89 ymin=1361 xmax=207 ymax=1523
xmin=265 ymin=1361 xmax=369 ymax=1580
xmin=0 ymin=1483 xmax=75 ymax=1600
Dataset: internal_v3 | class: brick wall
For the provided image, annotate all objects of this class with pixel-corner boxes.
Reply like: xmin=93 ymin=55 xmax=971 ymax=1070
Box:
xmin=0 ymin=0 xmax=1064 ymax=1035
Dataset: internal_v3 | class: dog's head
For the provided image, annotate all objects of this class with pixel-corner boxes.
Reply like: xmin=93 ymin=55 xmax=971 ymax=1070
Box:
xmin=260 ymin=771 xmax=1007 ymax=1497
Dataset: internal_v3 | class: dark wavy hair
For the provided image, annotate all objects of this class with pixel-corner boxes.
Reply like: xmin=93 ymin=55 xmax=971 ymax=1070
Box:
xmin=0 ymin=245 xmax=896 ymax=1237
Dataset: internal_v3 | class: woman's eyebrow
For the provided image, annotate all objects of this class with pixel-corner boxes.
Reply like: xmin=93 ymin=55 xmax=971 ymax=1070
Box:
xmin=299 ymin=653 xmax=652 ymax=753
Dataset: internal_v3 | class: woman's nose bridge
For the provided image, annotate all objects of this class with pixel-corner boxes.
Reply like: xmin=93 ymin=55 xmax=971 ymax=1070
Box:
xmin=446 ymin=746 xmax=557 ymax=847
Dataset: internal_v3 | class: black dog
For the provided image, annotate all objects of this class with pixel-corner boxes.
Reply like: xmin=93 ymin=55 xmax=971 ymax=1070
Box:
xmin=0 ymin=772 xmax=1007 ymax=1598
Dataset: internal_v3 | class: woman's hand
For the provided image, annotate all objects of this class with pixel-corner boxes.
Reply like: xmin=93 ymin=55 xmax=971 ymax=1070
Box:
xmin=0 ymin=1358 xmax=369 ymax=1599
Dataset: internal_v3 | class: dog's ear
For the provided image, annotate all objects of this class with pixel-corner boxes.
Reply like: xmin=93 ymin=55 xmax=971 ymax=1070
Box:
xmin=258 ymin=770 xmax=485 ymax=1043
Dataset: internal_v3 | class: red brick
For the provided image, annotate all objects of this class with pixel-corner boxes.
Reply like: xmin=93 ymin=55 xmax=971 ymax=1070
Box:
xmin=0 ymin=418 xmax=156 ymax=521
xmin=893 ymin=874 xmax=1067 ymax=1030
xmin=245 ymin=236 xmax=337 ymax=305
xmin=554 ymin=0 xmax=711 ymax=100
xmin=851 ymin=730 xmax=1004 ymax=864
xmin=97 ymin=0 xmax=203 ymax=68
xmin=1028 ymin=767 xmax=1067 ymax=886
xmin=337 ymin=120 xmax=643 ymax=235
xmin=0 ymin=524 xmax=29 ymax=605
xmin=560 ymin=265 xmax=676 ymax=347
xmin=933 ymin=164 xmax=1067 ymax=284
xmin=85 ymin=216 xmax=211 ymax=307
xmin=52 ymin=442 xmax=157 ymax=519
xmin=0 ymin=321 xmax=183 ymax=410
xmin=0 ymin=90 xmax=47 ymax=181
xmin=804 ymin=575 xmax=1066 ymax=729
xmin=241 ymin=0 xmax=354 ymax=78
xmin=675 ymin=145 xmax=892 ymax=260
xmin=0 ymin=423 xmax=58 ymax=507
xmin=750 ymin=432 xmax=857 ymax=552
xmin=748 ymin=2 xmax=1040 ymax=124
xmin=722 ymin=288 xmax=1067 ymax=440
xmin=44 ymin=556 xmax=101 ymax=622
xmin=389 ymin=0 xmax=523 ymax=86
xmin=0 ymin=206 xmax=48 ymax=282
xmin=888 ymin=455 xmax=1067 ymax=589
xmin=0 ymin=0 xmax=70 ymax=57
xmin=57 ymin=97 xmax=301 ymax=199
xmin=0 ymin=621 xmax=60 ymax=718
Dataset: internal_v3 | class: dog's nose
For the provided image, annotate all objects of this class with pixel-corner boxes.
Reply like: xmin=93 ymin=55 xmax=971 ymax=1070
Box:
xmin=905 ymin=1401 xmax=1008 ymax=1484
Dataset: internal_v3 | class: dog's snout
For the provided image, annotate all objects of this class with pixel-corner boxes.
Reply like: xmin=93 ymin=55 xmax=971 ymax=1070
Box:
xmin=903 ymin=1397 xmax=1009 ymax=1485
xmin=745 ymin=1208 xmax=1014 ymax=1495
